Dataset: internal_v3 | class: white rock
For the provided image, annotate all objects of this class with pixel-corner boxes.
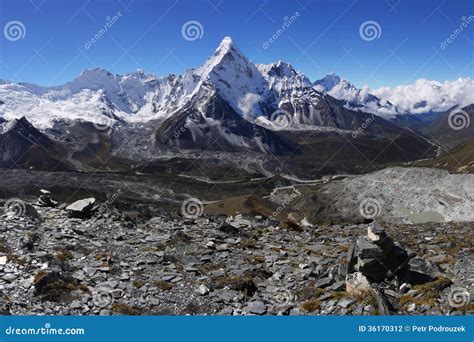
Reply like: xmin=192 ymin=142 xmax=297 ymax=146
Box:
xmin=196 ymin=284 xmax=209 ymax=296
xmin=66 ymin=198 xmax=96 ymax=214
xmin=345 ymin=272 xmax=372 ymax=297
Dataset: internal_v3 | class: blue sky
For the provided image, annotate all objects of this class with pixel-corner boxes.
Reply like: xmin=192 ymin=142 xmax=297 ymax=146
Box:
xmin=0 ymin=0 xmax=472 ymax=87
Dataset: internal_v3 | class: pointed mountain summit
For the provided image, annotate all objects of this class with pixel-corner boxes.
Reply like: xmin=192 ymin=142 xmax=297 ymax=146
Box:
xmin=154 ymin=38 xmax=297 ymax=154
xmin=189 ymin=36 xmax=267 ymax=118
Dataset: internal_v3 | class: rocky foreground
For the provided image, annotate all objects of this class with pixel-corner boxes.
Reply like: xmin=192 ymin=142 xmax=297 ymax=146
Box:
xmin=0 ymin=194 xmax=473 ymax=316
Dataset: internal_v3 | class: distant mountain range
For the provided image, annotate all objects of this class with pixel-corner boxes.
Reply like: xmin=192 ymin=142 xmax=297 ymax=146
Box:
xmin=0 ymin=37 xmax=470 ymax=172
xmin=1 ymin=36 xmax=472 ymax=128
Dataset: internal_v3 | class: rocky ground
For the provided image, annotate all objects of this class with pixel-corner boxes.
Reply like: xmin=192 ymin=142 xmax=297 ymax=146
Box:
xmin=325 ymin=167 xmax=474 ymax=223
xmin=0 ymin=193 xmax=472 ymax=316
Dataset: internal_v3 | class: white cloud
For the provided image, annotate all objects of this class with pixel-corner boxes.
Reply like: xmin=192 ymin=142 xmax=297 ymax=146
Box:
xmin=371 ymin=78 xmax=474 ymax=114
xmin=237 ymin=93 xmax=262 ymax=119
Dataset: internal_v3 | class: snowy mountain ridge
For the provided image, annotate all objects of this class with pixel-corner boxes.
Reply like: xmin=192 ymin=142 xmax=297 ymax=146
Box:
xmin=0 ymin=36 xmax=472 ymax=131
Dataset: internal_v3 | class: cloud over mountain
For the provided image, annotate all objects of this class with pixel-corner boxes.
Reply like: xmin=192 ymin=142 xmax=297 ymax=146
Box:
xmin=371 ymin=78 xmax=474 ymax=114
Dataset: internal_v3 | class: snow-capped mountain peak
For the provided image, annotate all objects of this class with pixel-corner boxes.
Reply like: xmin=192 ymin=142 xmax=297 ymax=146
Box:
xmin=258 ymin=60 xmax=297 ymax=78
xmin=313 ymin=73 xmax=342 ymax=92
xmin=256 ymin=61 xmax=312 ymax=101
xmin=313 ymin=73 xmax=402 ymax=117
xmin=190 ymin=36 xmax=268 ymax=118
xmin=313 ymin=73 xmax=359 ymax=94
xmin=66 ymin=68 xmax=120 ymax=94
xmin=0 ymin=36 xmax=472 ymax=133
xmin=214 ymin=36 xmax=236 ymax=55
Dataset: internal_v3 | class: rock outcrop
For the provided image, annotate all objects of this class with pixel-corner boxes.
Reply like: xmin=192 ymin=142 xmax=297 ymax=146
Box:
xmin=35 ymin=189 xmax=58 ymax=207
xmin=65 ymin=198 xmax=97 ymax=218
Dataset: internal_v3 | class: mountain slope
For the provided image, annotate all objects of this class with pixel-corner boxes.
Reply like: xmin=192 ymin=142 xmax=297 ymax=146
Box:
xmin=422 ymin=104 xmax=474 ymax=149
xmin=313 ymin=73 xmax=402 ymax=118
xmin=0 ymin=117 xmax=73 ymax=171
xmin=1 ymin=37 xmax=471 ymax=132
xmin=192 ymin=37 xmax=268 ymax=118
xmin=415 ymin=138 xmax=474 ymax=173
xmin=0 ymin=36 xmax=459 ymax=165
xmin=155 ymin=82 xmax=296 ymax=154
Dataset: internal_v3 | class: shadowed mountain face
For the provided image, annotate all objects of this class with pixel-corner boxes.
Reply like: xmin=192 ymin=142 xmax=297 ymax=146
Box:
xmin=0 ymin=117 xmax=73 ymax=171
xmin=155 ymin=82 xmax=298 ymax=155
xmin=422 ymin=104 xmax=474 ymax=149
xmin=415 ymin=138 xmax=474 ymax=173
xmin=0 ymin=37 xmax=455 ymax=175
